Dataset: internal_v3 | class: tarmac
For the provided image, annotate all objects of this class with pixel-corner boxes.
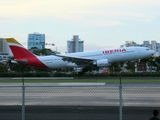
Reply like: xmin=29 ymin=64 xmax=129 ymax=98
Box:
xmin=0 ymin=82 xmax=160 ymax=120
xmin=0 ymin=106 xmax=159 ymax=120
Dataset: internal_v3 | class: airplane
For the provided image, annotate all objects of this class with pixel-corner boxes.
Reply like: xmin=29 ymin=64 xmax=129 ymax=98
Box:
xmin=6 ymin=38 xmax=154 ymax=74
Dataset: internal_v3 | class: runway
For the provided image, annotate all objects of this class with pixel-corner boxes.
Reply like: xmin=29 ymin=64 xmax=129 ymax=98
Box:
xmin=0 ymin=83 xmax=160 ymax=107
xmin=0 ymin=106 xmax=158 ymax=120
xmin=0 ymin=83 xmax=160 ymax=120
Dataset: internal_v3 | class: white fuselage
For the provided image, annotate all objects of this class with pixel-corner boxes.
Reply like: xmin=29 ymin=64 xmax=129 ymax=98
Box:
xmin=37 ymin=47 xmax=154 ymax=69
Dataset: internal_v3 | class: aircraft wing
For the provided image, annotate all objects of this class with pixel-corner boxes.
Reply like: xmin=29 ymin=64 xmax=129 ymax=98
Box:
xmin=55 ymin=54 xmax=96 ymax=66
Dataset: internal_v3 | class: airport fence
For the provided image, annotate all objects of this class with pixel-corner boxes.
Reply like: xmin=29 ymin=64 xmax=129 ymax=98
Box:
xmin=0 ymin=78 xmax=160 ymax=120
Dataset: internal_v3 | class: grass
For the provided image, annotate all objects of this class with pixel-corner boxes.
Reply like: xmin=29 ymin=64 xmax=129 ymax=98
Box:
xmin=0 ymin=78 xmax=160 ymax=83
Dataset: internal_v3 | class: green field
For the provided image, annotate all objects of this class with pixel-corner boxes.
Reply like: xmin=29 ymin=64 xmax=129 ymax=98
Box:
xmin=0 ymin=78 xmax=160 ymax=83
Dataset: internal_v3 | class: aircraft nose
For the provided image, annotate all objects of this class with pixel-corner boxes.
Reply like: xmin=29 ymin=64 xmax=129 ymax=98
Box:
xmin=151 ymin=50 xmax=155 ymax=56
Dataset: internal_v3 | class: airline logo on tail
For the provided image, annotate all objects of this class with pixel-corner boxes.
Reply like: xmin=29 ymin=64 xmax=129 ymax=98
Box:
xmin=6 ymin=38 xmax=48 ymax=68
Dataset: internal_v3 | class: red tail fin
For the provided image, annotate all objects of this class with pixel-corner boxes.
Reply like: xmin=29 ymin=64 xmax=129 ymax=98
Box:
xmin=9 ymin=46 xmax=35 ymax=59
xmin=6 ymin=38 xmax=48 ymax=68
xmin=6 ymin=38 xmax=35 ymax=59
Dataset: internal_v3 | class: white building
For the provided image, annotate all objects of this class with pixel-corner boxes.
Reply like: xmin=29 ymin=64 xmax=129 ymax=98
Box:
xmin=67 ymin=35 xmax=84 ymax=53
xmin=157 ymin=43 xmax=160 ymax=56
xmin=124 ymin=40 xmax=160 ymax=56
xmin=0 ymin=38 xmax=10 ymax=63
xmin=28 ymin=32 xmax=45 ymax=50
xmin=142 ymin=40 xmax=159 ymax=56
xmin=143 ymin=41 xmax=151 ymax=48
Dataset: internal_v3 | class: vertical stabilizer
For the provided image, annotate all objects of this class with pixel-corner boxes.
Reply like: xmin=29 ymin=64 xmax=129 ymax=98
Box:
xmin=6 ymin=38 xmax=35 ymax=59
xmin=6 ymin=38 xmax=48 ymax=68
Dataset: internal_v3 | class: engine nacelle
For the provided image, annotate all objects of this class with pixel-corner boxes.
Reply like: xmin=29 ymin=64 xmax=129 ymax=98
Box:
xmin=95 ymin=59 xmax=109 ymax=67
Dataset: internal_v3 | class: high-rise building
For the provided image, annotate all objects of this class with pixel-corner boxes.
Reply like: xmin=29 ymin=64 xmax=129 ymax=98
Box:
xmin=151 ymin=41 xmax=157 ymax=53
xmin=0 ymin=38 xmax=10 ymax=63
xmin=142 ymin=40 xmax=158 ymax=56
xmin=124 ymin=40 xmax=160 ymax=56
xmin=143 ymin=41 xmax=151 ymax=48
xmin=0 ymin=38 xmax=7 ymax=53
xmin=28 ymin=32 xmax=45 ymax=50
xmin=67 ymin=35 xmax=84 ymax=53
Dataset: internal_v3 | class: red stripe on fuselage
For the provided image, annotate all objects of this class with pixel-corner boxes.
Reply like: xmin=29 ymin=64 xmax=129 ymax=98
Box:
xmin=10 ymin=46 xmax=48 ymax=68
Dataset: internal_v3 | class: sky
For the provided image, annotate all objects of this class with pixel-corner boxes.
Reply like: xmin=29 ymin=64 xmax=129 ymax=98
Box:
xmin=0 ymin=0 xmax=160 ymax=53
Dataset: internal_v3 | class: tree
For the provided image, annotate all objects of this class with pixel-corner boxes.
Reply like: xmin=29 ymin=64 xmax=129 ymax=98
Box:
xmin=0 ymin=62 xmax=8 ymax=72
xmin=125 ymin=61 xmax=135 ymax=72
xmin=109 ymin=62 xmax=121 ymax=73
xmin=147 ymin=57 xmax=156 ymax=72
xmin=136 ymin=56 xmax=158 ymax=72
xmin=154 ymin=56 xmax=160 ymax=72
xmin=125 ymin=41 xmax=137 ymax=47
xmin=31 ymin=48 xmax=56 ymax=56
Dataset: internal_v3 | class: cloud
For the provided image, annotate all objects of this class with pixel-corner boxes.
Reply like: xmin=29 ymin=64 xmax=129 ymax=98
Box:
xmin=0 ymin=0 xmax=159 ymax=26
xmin=1 ymin=0 xmax=159 ymax=17
xmin=0 ymin=17 xmax=12 ymax=21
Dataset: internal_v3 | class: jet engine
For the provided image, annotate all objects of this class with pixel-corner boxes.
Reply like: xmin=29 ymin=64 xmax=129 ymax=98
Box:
xmin=95 ymin=59 xmax=109 ymax=67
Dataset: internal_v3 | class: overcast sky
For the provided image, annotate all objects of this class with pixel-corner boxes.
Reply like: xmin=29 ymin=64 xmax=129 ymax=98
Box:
xmin=0 ymin=0 xmax=160 ymax=53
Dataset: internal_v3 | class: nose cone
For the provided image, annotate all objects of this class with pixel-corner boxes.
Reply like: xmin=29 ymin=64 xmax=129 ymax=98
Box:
xmin=151 ymin=50 xmax=155 ymax=54
xmin=150 ymin=50 xmax=155 ymax=56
